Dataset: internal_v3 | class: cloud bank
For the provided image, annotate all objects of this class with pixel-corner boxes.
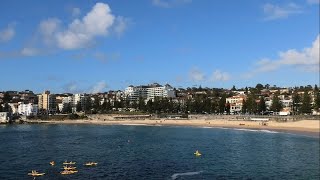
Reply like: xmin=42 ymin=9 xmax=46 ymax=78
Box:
xmin=263 ymin=3 xmax=302 ymax=20
xmin=244 ymin=34 xmax=320 ymax=78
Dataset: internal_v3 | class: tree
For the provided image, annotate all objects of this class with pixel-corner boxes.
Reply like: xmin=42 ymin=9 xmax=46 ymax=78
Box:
xmin=76 ymin=102 xmax=82 ymax=112
xmin=146 ymin=99 xmax=153 ymax=113
xmin=138 ymin=96 xmax=146 ymax=112
xmin=3 ymin=103 xmax=11 ymax=112
xmin=63 ymin=104 xmax=72 ymax=114
xmin=203 ymin=98 xmax=212 ymax=114
xmin=131 ymin=100 xmax=138 ymax=110
xmin=84 ymin=97 xmax=92 ymax=113
xmin=314 ymin=85 xmax=320 ymax=112
xmin=265 ymin=84 xmax=270 ymax=89
xmin=231 ymin=85 xmax=236 ymax=91
xmin=92 ymin=97 xmax=100 ymax=111
xmin=300 ymin=91 xmax=312 ymax=114
xmin=255 ymin=83 xmax=264 ymax=90
xmin=242 ymin=100 xmax=247 ymax=114
xmin=246 ymin=94 xmax=257 ymax=114
xmin=3 ymin=92 xmax=10 ymax=103
xmin=257 ymin=96 xmax=266 ymax=113
xmin=292 ymin=93 xmax=301 ymax=114
xmin=153 ymin=97 xmax=160 ymax=113
xmin=225 ymin=101 xmax=230 ymax=114
xmin=56 ymin=104 xmax=61 ymax=114
xmin=218 ymin=95 xmax=226 ymax=114
xmin=270 ymin=95 xmax=283 ymax=112
xmin=185 ymin=99 xmax=192 ymax=113
xmin=102 ymin=100 xmax=112 ymax=112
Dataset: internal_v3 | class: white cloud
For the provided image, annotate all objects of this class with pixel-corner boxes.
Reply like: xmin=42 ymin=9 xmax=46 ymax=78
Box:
xmin=307 ymin=0 xmax=320 ymax=4
xmin=63 ymin=82 xmax=80 ymax=93
xmin=3 ymin=3 xmax=129 ymax=57
xmin=189 ymin=67 xmax=205 ymax=81
xmin=72 ymin=7 xmax=81 ymax=17
xmin=211 ymin=70 xmax=230 ymax=82
xmin=152 ymin=0 xmax=192 ymax=8
xmin=244 ymin=34 xmax=320 ymax=78
xmin=0 ymin=23 xmax=15 ymax=42
xmin=21 ymin=48 xmax=39 ymax=56
xmin=263 ymin=3 xmax=302 ymax=20
xmin=39 ymin=18 xmax=61 ymax=46
xmin=90 ymin=81 xmax=107 ymax=93
xmin=56 ymin=3 xmax=115 ymax=49
xmin=113 ymin=16 xmax=130 ymax=37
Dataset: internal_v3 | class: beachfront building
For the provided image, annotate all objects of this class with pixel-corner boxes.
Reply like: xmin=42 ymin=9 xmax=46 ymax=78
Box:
xmin=0 ymin=112 xmax=10 ymax=123
xmin=125 ymin=83 xmax=176 ymax=101
xmin=125 ymin=85 xmax=148 ymax=101
xmin=8 ymin=103 xmax=19 ymax=114
xmin=18 ymin=103 xmax=38 ymax=116
xmin=38 ymin=91 xmax=56 ymax=114
xmin=226 ymin=95 xmax=246 ymax=114
xmin=72 ymin=93 xmax=89 ymax=112
xmin=73 ymin=93 xmax=87 ymax=105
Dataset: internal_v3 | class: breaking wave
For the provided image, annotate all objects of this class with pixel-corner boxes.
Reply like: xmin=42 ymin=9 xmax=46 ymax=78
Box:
xmin=233 ymin=128 xmax=278 ymax=133
xmin=171 ymin=171 xmax=203 ymax=180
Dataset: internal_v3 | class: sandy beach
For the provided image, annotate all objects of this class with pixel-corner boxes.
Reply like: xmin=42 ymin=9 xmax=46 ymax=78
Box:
xmin=28 ymin=115 xmax=320 ymax=137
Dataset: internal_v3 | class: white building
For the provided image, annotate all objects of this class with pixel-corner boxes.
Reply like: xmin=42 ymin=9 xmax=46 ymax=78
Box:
xmin=72 ymin=94 xmax=89 ymax=112
xmin=8 ymin=103 xmax=19 ymax=114
xmin=18 ymin=103 xmax=38 ymax=116
xmin=62 ymin=96 xmax=73 ymax=104
xmin=125 ymin=83 xmax=176 ymax=101
xmin=280 ymin=99 xmax=293 ymax=108
xmin=226 ymin=95 xmax=246 ymax=113
xmin=73 ymin=94 xmax=86 ymax=106
xmin=0 ymin=112 xmax=10 ymax=123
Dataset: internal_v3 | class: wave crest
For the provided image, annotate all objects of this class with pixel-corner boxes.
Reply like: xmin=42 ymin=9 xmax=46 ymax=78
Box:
xmin=171 ymin=171 xmax=203 ymax=180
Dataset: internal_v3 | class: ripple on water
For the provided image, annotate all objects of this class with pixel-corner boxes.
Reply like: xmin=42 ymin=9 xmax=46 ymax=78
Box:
xmin=0 ymin=124 xmax=318 ymax=179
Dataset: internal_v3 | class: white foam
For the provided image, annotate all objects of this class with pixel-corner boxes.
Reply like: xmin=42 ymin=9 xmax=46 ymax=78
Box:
xmin=171 ymin=171 xmax=203 ymax=180
xmin=121 ymin=124 xmax=148 ymax=126
xmin=233 ymin=128 xmax=278 ymax=134
xmin=202 ymin=126 xmax=213 ymax=129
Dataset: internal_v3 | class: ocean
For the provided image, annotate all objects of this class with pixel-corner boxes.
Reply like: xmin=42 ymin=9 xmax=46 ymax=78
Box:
xmin=0 ymin=124 xmax=319 ymax=179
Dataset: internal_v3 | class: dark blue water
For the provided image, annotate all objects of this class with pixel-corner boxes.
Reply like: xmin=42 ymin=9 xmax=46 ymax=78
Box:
xmin=0 ymin=124 xmax=319 ymax=180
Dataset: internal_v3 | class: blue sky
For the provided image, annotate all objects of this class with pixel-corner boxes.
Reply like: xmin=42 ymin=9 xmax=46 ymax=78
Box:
xmin=0 ymin=0 xmax=319 ymax=93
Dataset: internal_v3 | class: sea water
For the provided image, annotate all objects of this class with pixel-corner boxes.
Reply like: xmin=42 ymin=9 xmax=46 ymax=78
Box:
xmin=0 ymin=124 xmax=319 ymax=179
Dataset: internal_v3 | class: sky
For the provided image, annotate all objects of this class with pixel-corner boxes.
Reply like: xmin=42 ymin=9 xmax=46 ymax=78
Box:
xmin=0 ymin=0 xmax=319 ymax=93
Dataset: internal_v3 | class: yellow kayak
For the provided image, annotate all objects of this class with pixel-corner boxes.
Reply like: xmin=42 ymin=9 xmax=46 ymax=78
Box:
xmin=60 ymin=170 xmax=78 ymax=175
xmin=194 ymin=150 xmax=202 ymax=156
xmin=63 ymin=161 xmax=76 ymax=165
xmin=28 ymin=170 xmax=45 ymax=176
xmin=84 ymin=162 xmax=98 ymax=166
xmin=63 ymin=166 xmax=77 ymax=170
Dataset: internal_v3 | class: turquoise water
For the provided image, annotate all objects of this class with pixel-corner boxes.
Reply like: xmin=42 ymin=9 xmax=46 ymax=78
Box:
xmin=0 ymin=124 xmax=319 ymax=179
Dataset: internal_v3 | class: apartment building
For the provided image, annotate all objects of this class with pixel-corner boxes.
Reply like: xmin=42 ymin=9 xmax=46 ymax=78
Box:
xmin=18 ymin=103 xmax=38 ymax=116
xmin=38 ymin=91 xmax=56 ymax=114
xmin=125 ymin=83 xmax=176 ymax=101
xmin=226 ymin=95 xmax=246 ymax=113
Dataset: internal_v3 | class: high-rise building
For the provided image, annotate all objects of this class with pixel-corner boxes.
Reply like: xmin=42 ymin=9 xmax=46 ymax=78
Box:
xmin=38 ymin=90 xmax=56 ymax=114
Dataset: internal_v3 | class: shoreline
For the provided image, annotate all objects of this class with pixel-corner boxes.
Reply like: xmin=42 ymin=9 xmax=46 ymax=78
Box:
xmin=21 ymin=119 xmax=320 ymax=138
